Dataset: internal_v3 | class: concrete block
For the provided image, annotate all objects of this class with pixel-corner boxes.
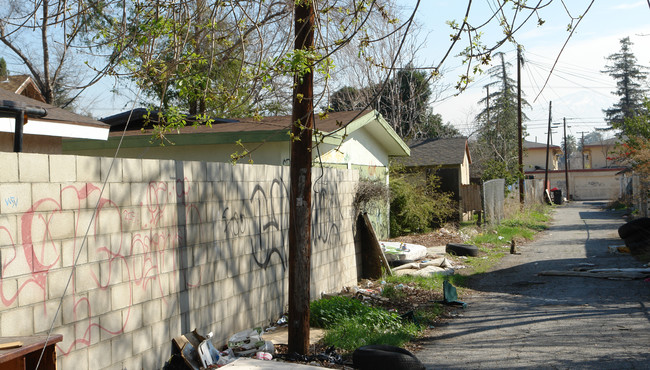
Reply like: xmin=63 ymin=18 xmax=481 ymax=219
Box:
xmin=0 ymin=214 xmax=17 ymax=246
xmin=0 ymin=245 xmax=31 ymax=278
xmin=123 ymin=304 xmax=143 ymax=333
xmin=17 ymin=276 xmax=47 ymax=306
xmin=151 ymin=272 xmax=169 ymax=299
xmin=0 ymin=182 xmax=31 ymax=214
xmin=0 ymin=152 xmax=18 ymax=182
xmin=112 ymin=332 xmax=133 ymax=362
xmin=75 ymin=319 xmax=100 ymax=349
xmin=132 ymin=280 xmax=152 ymax=305
xmin=142 ymin=345 xmax=167 ymax=369
xmin=101 ymin=157 xmax=123 ymax=183
xmin=88 ymin=340 xmax=113 ymax=369
xmin=1 ymin=306 xmax=33 ymax=336
xmin=60 ymin=346 xmax=88 ymax=370
xmin=76 ymin=155 xmax=101 ymax=182
xmin=142 ymin=159 xmax=161 ymax=181
xmin=61 ymin=294 xmax=91 ymax=324
xmin=111 ymin=282 xmax=132 ymax=310
xmin=87 ymin=287 xmax=111 ymax=316
xmin=188 ymin=284 xmax=209 ymax=309
xmin=96 ymin=204 xmax=123 ymax=234
xmin=129 ymin=182 xmax=149 ymax=209
xmin=123 ymin=158 xmax=143 ymax=183
xmin=75 ymin=263 xmax=100 ymax=293
xmin=142 ymin=299 xmax=162 ymax=326
xmin=49 ymin=154 xmax=77 ymax=182
xmin=60 ymin=183 xmax=85 ymax=210
xmin=159 ymin=159 xmax=176 ymax=181
xmin=31 ymin=183 xmax=62 ymax=212
xmin=47 ymin=267 xmax=74 ymax=299
xmin=108 ymin=182 xmax=131 ymax=207
xmin=100 ymin=259 xmax=123 ymax=287
xmin=99 ymin=310 xmax=123 ymax=341
xmin=122 ymin=354 xmax=143 ymax=370
xmin=22 ymin=209 xmax=74 ymax=242
xmin=132 ymin=326 xmax=153 ymax=355
xmin=120 ymin=207 xmax=141 ymax=232
xmin=0 ymin=278 xmax=18 ymax=308
xmin=151 ymin=320 xmax=169 ymax=347
xmin=33 ymin=299 xmax=61 ymax=333
xmin=232 ymin=164 xmax=245 ymax=183
xmin=187 ymin=161 xmax=207 ymax=182
xmin=18 ymin=152 xmax=49 ymax=182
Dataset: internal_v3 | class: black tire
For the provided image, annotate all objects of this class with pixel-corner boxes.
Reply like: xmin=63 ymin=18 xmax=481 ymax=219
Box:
xmin=618 ymin=217 xmax=650 ymax=239
xmin=446 ymin=243 xmax=479 ymax=257
xmin=352 ymin=345 xmax=424 ymax=370
xmin=388 ymin=259 xmax=415 ymax=267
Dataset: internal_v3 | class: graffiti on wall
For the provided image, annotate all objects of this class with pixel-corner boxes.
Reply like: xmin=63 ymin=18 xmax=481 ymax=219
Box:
xmin=0 ymin=173 xmax=347 ymax=357
xmin=0 ymin=180 xmax=197 ymax=355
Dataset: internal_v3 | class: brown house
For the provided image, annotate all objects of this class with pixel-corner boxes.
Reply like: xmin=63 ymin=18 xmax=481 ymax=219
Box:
xmin=0 ymin=85 xmax=109 ymax=154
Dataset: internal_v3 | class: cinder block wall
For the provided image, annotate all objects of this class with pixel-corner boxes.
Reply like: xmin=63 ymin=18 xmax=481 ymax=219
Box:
xmin=0 ymin=152 xmax=359 ymax=369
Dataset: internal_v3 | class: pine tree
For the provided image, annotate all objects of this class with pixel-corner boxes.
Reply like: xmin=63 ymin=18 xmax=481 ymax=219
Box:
xmin=0 ymin=58 xmax=7 ymax=79
xmin=474 ymin=52 xmax=529 ymax=181
xmin=602 ymin=37 xmax=648 ymax=135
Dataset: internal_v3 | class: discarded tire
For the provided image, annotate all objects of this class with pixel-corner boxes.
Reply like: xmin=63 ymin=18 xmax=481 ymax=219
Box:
xmin=618 ymin=217 xmax=650 ymax=239
xmin=388 ymin=259 xmax=415 ymax=267
xmin=352 ymin=345 xmax=424 ymax=370
xmin=446 ymin=243 xmax=479 ymax=257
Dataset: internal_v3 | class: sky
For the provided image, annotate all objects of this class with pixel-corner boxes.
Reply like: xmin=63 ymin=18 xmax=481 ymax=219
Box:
xmin=400 ymin=0 xmax=650 ymax=145
xmin=1 ymin=1 xmax=649 ymax=146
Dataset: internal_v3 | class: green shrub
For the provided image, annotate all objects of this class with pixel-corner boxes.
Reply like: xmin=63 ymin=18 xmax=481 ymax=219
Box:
xmin=389 ymin=170 xmax=456 ymax=237
xmin=310 ymin=296 xmax=419 ymax=351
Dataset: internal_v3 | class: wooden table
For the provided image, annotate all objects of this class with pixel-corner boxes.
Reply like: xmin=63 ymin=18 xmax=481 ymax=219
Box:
xmin=0 ymin=335 xmax=63 ymax=370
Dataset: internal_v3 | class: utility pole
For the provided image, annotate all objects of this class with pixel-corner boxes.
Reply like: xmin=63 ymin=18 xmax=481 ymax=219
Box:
xmin=563 ymin=117 xmax=570 ymax=201
xmin=517 ymin=45 xmax=524 ymax=205
xmin=578 ymin=131 xmax=587 ymax=169
xmin=288 ymin=0 xmax=314 ymax=355
xmin=544 ymin=102 xmax=552 ymax=199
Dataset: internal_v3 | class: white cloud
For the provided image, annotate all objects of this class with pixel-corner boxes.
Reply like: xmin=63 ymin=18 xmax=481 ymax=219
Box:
xmin=611 ymin=1 xmax=647 ymax=10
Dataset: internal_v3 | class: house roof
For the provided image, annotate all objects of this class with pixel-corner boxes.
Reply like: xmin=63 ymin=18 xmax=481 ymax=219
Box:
xmin=582 ymin=137 xmax=618 ymax=148
xmin=0 ymin=74 xmax=46 ymax=102
xmin=398 ymin=137 xmax=470 ymax=167
xmin=0 ymin=87 xmax=109 ymax=140
xmin=90 ymin=109 xmax=410 ymax=156
xmin=524 ymin=140 xmax=560 ymax=149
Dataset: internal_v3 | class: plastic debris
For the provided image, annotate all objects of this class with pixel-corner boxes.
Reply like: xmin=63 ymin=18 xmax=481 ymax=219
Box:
xmin=256 ymin=351 xmax=273 ymax=360
xmin=228 ymin=328 xmax=274 ymax=356
xmin=436 ymin=280 xmax=467 ymax=308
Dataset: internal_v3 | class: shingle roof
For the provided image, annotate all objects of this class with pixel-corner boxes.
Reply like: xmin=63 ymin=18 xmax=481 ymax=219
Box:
xmin=0 ymin=75 xmax=45 ymax=102
xmin=0 ymin=86 xmax=106 ymax=127
xmin=103 ymin=109 xmax=373 ymax=137
xmin=524 ymin=140 xmax=560 ymax=149
xmin=399 ymin=137 xmax=469 ymax=167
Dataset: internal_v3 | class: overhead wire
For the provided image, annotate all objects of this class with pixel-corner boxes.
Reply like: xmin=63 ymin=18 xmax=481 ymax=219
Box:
xmin=35 ymin=88 xmax=144 ymax=369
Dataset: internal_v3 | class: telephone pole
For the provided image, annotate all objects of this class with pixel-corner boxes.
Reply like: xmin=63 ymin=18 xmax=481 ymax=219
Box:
xmin=578 ymin=131 xmax=587 ymax=169
xmin=562 ymin=117 xmax=570 ymax=201
xmin=544 ymin=102 xmax=552 ymax=198
xmin=517 ymin=45 xmax=524 ymax=205
xmin=288 ymin=0 xmax=314 ymax=355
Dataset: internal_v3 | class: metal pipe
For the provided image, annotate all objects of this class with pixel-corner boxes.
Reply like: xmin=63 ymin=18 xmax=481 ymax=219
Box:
xmin=0 ymin=100 xmax=48 ymax=152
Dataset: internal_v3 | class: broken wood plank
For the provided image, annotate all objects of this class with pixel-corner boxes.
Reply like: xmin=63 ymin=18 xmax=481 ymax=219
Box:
xmin=0 ymin=341 xmax=23 ymax=350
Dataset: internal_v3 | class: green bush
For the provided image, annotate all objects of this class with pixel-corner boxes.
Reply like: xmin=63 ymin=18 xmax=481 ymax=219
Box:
xmin=309 ymin=296 xmax=419 ymax=351
xmin=389 ymin=170 xmax=456 ymax=236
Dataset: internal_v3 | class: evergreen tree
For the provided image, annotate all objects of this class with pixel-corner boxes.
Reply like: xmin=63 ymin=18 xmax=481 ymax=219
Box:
xmin=0 ymin=58 xmax=6 ymax=79
xmin=474 ymin=52 xmax=529 ymax=181
xmin=328 ymin=65 xmax=458 ymax=139
xmin=602 ymin=37 xmax=648 ymax=135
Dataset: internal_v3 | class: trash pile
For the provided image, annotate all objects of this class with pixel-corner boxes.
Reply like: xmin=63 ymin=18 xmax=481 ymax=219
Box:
xmin=378 ymin=241 xmax=462 ymax=277
xmin=164 ymin=328 xmax=276 ymax=369
xmin=164 ymin=316 xmax=343 ymax=369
